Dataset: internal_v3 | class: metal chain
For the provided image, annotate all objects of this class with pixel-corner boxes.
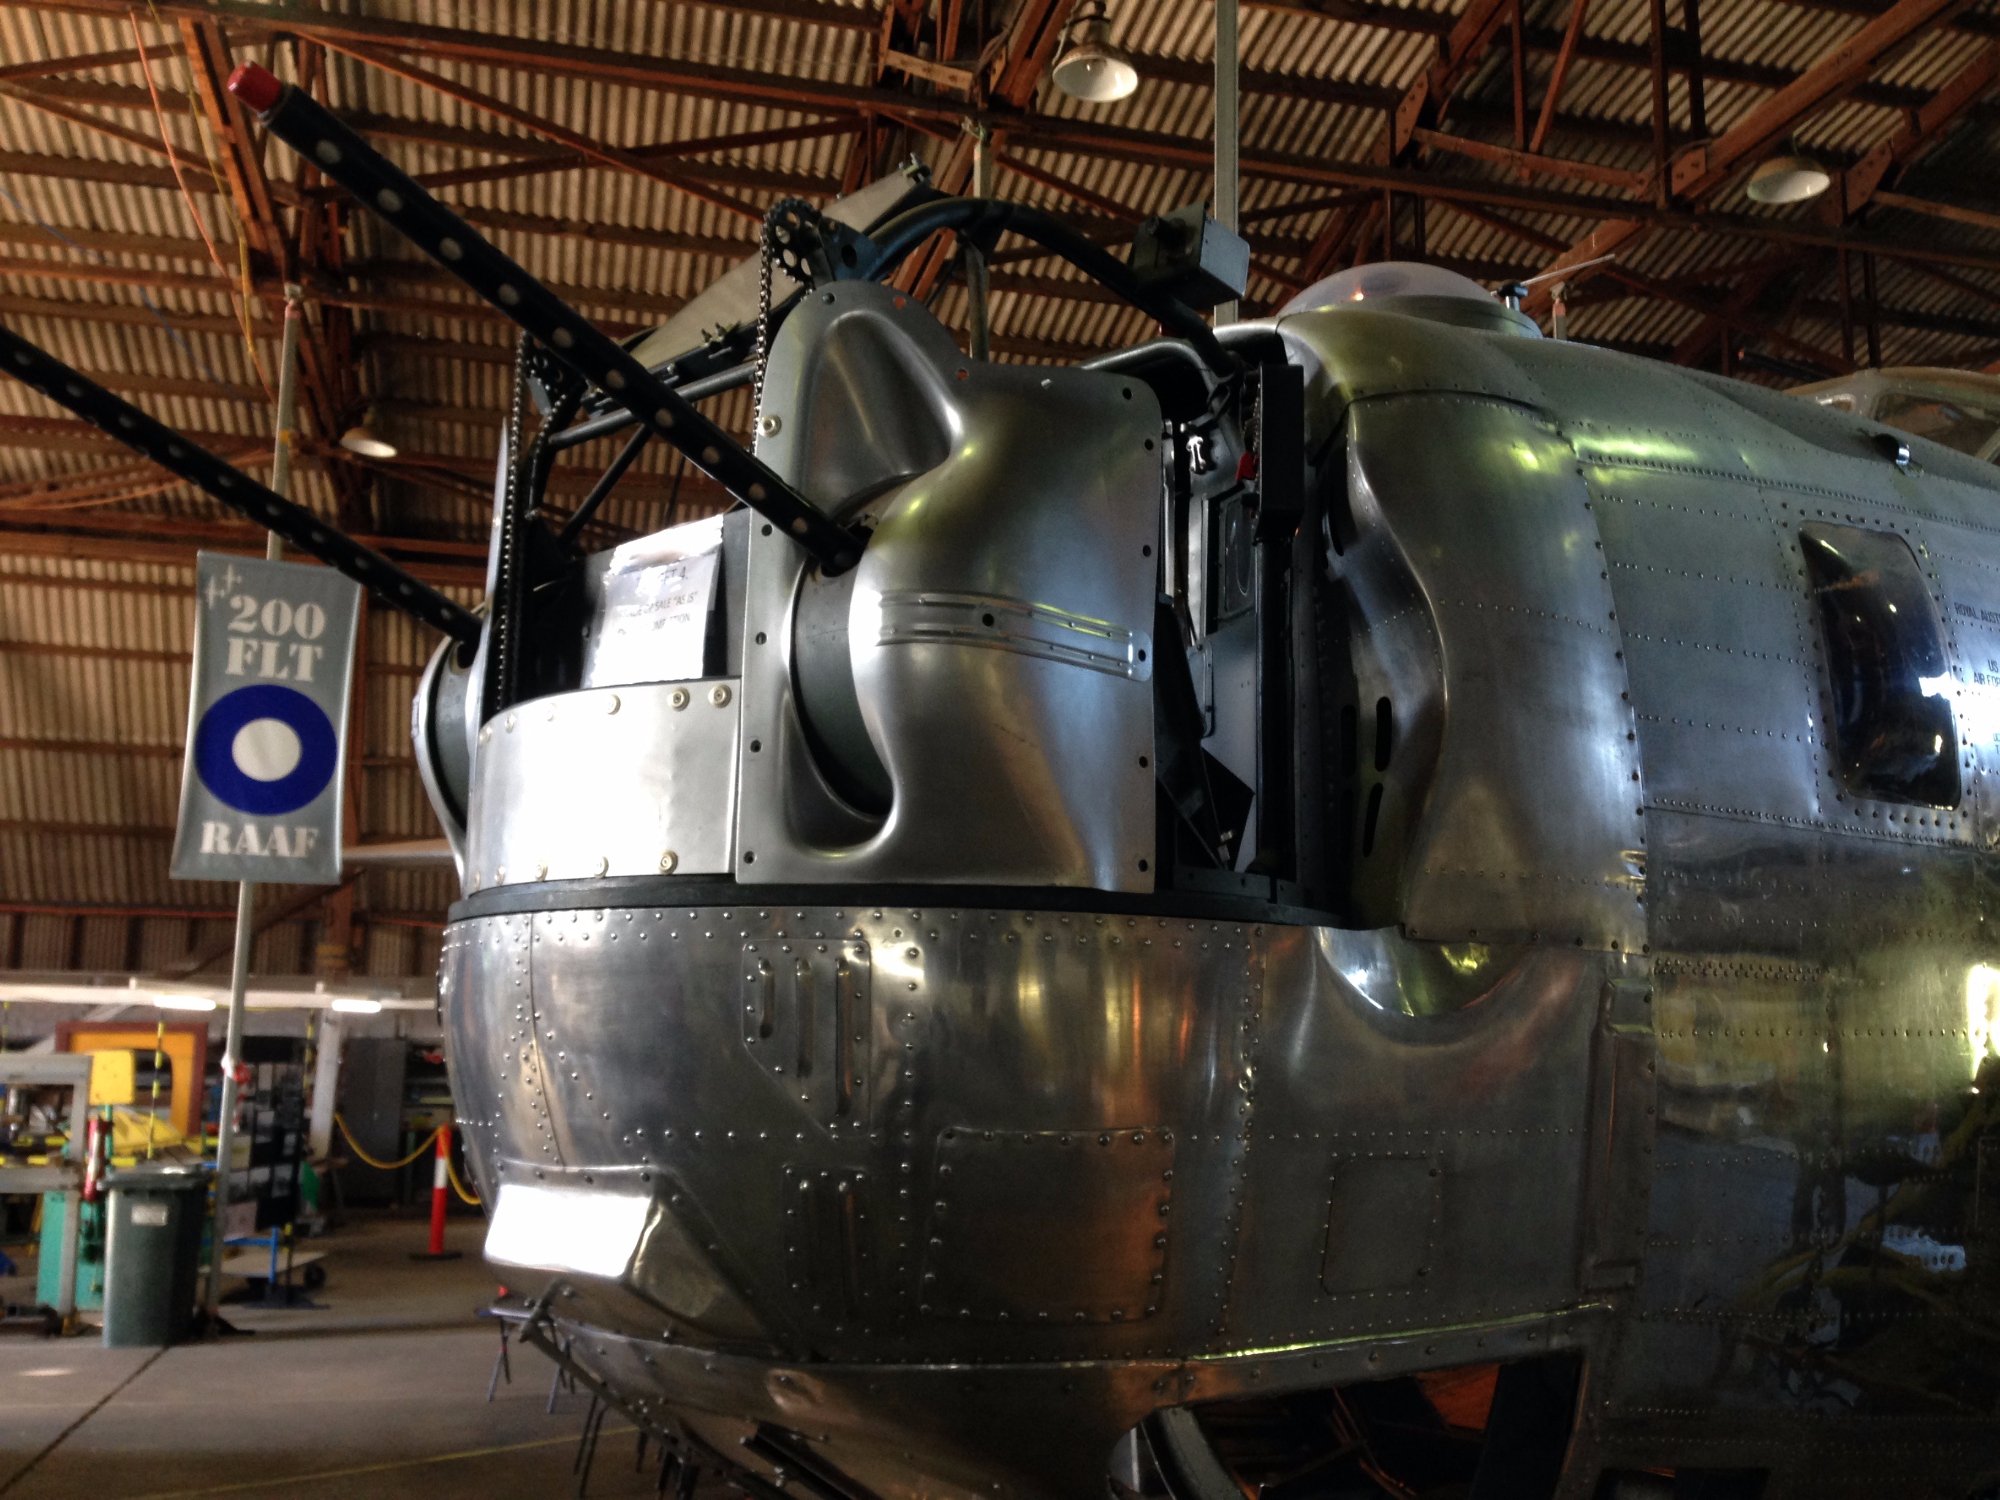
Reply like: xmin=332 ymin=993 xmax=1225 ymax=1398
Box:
xmin=750 ymin=197 xmax=819 ymax=445
xmin=751 ymin=225 xmax=774 ymax=443
xmin=488 ymin=330 xmax=532 ymax=706
xmin=504 ymin=328 xmax=530 ymax=498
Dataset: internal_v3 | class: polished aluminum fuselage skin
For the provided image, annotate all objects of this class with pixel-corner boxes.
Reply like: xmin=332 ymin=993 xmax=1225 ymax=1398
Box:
xmin=436 ymin=290 xmax=2000 ymax=1499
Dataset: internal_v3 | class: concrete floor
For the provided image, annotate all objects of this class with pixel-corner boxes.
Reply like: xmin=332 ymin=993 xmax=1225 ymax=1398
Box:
xmin=0 ymin=1213 xmax=666 ymax=1499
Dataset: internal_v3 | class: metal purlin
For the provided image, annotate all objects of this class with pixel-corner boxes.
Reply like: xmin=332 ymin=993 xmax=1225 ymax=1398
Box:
xmin=226 ymin=64 xmax=867 ymax=577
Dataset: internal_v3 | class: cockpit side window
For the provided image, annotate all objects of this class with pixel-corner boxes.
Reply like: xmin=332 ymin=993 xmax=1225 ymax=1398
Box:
xmin=1799 ymin=522 xmax=1960 ymax=809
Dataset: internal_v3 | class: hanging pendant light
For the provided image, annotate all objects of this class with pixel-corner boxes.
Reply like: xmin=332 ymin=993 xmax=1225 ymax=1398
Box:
xmin=1051 ymin=0 xmax=1139 ymax=104
xmin=1746 ymin=150 xmax=1831 ymax=205
xmin=338 ymin=404 xmax=398 ymax=459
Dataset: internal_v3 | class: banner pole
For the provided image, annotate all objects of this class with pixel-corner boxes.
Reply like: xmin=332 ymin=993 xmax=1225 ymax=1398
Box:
xmin=203 ymin=285 xmax=303 ymax=1329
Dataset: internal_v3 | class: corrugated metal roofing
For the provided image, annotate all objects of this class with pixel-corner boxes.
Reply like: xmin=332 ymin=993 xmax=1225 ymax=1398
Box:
xmin=4 ymin=0 xmax=2000 ymax=976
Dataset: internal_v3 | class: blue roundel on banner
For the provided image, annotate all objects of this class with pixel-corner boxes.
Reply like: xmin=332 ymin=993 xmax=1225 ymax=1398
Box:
xmin=192 ymin=684 xmax=338 ymax=817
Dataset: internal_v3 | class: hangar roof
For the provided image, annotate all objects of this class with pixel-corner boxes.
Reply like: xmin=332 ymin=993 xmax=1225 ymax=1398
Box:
xmin=3 ymin=0 xmax=1997 ymax=978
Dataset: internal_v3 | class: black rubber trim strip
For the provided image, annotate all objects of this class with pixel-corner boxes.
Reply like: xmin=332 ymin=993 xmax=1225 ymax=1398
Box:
xmin=448 ymin=875 xmax=1334 ymax=928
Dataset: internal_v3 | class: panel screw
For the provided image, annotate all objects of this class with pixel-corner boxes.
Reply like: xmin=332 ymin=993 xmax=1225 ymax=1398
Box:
xmin=660 ymin=851 xmax=679 ymax=873
xmin=759 ymin=415 xmax=782 ymax=436
xmin=710 ymin=684 xmax=732 ymax=707
xmin=670 ymin=688 xmax=691 ymax=710
xmin=606 ymin=693 xmax=620 ymax=714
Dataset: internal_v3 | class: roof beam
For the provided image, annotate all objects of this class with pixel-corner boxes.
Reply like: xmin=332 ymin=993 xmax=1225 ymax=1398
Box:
xmin=1836 ymin=41 xmax=2000 ymax=212
xmin=0 ymin=518 xmax=485 ymax=588
xmin=1900 ymin=261 xmax=2000 ymax=317
xmin=1008 ymin=114 xmax=2000 ymax=280
xmin=0 ymin=221 xmax=218 ymax=263
xmin=1872 ymin=190 xmax=2000 ymax=236
xmin=181 ymin=24 xmax=387 ymax=530
xmin=0 ymin=506 xmax=485 ymax=566
xmin=0 ymin=42 xmax=181 ymax=85
xmin=331 ymin=261 xmax=684 ymax=322
xmin=0 ymin=253 xmax=230 ymax=291
xmin=17 ymin=48 xmax=1666 ymax=159
xmin=329 ymin=112 xmax=841 ymax=200
xmin=1625 ymin=31 xmax=2000 ymax=366
xmin=1407 ymin=126 xmax=1647 ymax=192
xmin=0 ymin=147 xmax=231 ymax=194
xmin=0 ymin=413 xmax=259 ymax=454
xmin=1515 ymin=22 xmax=1928 ymax=113
xmin=0 ymin=201 xmax=1316 ymax=276
xmin=10 ymin=123 xmax=2000 ymax=295
xmin=843 ymin=1 xmax=938 ymax=200
xmin=0 ymin=83 xmax=220 ymax=179
xmin=1671 ymin=0 xmax=1972 ymax=202
xmin=3 ymin=0 xmax=1936 ymax=161
xmin=0 ymin=10 xmax=1950 ymax=234
xmin=178 ymin=21 xmax=282 ymax=265
xmin=1132 ymin=53 xmax=1397 ymax=111
xmin=1292 ymin=0 xmax=1520 ymax=284
xmin=1770 ymin=0 xmax=1999 ymax=36
xmin=317 ymin=40 xmax=763 ymax=223
xmin=0 ymin=418 xmax=723 ymax=512
xmin=1529 ymin=0 xmax=1592 ymax=154
xmin=1430 ymin=0 xmax=1520 ymax=109
xmin=900 ymin=0 xmax=1068 ymax=303
xmin=0 ymin=361 xmax=531 ymax=429
xmin=0 ymin=138 xmax=828 ymax=202
xmin=1237 ymin=0 xmax=1449 ymax=34
xmin=395 ymin=120 xmax=852 ymax=197
xmin=1524 ymin=0 xmax=1974 ymax=311
xmin=1456 ymin=203 xmax=1846 ymax=371
xmin=27 ymin=1 xmax=893 ymax=118
xmin=1798 ymin=293 xmax=2000 ymax=342
xmin=14 ymin=90 xmax=839 ymax=201
xmin=1667 ymin=257 xmax=1819 ymax=369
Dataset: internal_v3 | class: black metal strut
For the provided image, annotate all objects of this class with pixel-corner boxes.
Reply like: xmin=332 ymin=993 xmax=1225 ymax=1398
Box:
xmin=226 ymin=64 xmax=866 ymax=576
xmin=0 ymin=323 xmax=482 ymax=649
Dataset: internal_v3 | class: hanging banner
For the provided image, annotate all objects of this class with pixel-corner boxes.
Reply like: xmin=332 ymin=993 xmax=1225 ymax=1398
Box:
xmin=171 ymin=552 xmax=361 ymax=885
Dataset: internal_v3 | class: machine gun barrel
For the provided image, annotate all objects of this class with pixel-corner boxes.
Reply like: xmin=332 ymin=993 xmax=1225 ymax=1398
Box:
xmin=225 ymin=64 xmax=865 ymax=577
xmin=0 ymin=324 xmax=482 ymax=649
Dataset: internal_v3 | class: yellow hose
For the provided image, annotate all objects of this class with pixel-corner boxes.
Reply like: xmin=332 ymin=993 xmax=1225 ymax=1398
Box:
xmin=332 ymin=1113 xmax=440 ymax=1171
xmin=445 ymin=1153 xmax=483 ymax=1207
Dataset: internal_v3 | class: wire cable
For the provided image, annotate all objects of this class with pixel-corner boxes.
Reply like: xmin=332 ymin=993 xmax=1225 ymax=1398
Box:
xmin=129 ymin=11 xmax=271 ymax=397
xmin=331 ymin=1113 xmax=440 ymax=1171
xmin=169 ymin=11 xmax=270 ymax=395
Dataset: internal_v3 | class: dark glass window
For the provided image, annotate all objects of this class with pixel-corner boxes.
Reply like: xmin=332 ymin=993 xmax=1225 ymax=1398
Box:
xmin=1800 ymin=523 xmax=1960 ymax=809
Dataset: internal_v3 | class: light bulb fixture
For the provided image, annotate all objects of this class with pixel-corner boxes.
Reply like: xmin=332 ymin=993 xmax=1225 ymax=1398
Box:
xmin=330 ymin=997 xmax=383 ymax=1015
xmin=154 ymin=993 xmax=218 ymax=1012
xmin=338 ymin=404 xmax=398 ymax=459
xmin=1050 ymin=0 xmax=1139 ymax=104
xmin=1746 ymin=151 xmax=1831 ymax=205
